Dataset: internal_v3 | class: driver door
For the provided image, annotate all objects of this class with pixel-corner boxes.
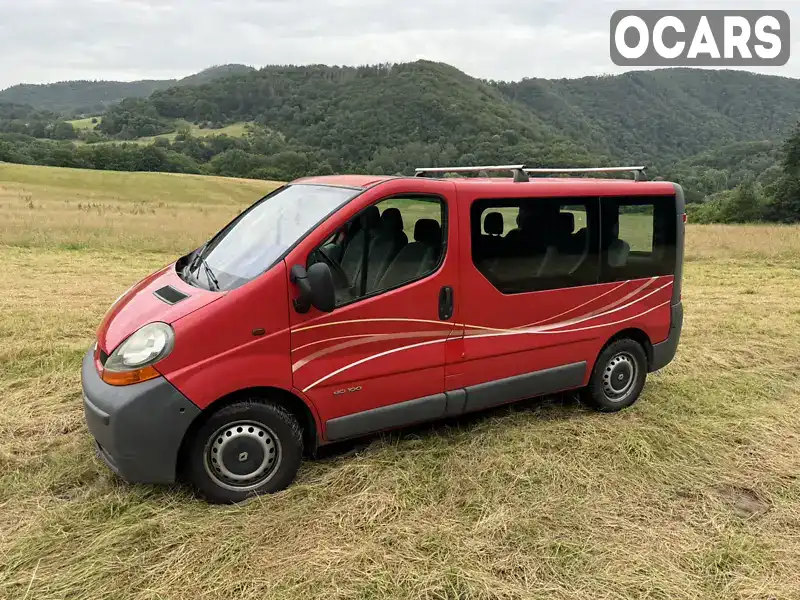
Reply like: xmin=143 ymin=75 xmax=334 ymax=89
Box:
xmin=285 ymin=179 xmax=459 ymax=442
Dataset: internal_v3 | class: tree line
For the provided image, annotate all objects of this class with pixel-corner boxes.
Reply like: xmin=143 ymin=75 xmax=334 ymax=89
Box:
xmin=0 ymin=127 xmax=334 ymax=180
xmin=687 ymin=124 xmax=800 ymax=223
xmin=0 ymin=103 xmax=80 ymax=140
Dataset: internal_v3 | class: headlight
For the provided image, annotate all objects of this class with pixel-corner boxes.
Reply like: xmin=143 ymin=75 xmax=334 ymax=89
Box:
xmin=105 ymin=322 xmax=175 ymax=374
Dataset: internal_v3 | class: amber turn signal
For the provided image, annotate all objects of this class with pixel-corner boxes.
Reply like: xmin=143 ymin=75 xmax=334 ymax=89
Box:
xmin=101 ymin=365 xmax=160 ymax=386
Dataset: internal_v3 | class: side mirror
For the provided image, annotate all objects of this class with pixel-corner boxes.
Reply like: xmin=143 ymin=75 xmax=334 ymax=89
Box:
xmin=290 ymin=263 xmax=335 ymax=314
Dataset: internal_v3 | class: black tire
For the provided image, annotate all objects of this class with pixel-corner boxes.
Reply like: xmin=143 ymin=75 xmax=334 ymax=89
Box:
xmin=185 ymin=399 xmax=303 ymax=504
xmin=583 ymin=339 xmax=648 ymax=413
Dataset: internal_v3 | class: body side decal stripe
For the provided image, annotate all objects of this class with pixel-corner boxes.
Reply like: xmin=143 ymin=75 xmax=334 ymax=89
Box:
xmin=302 ymin=300 xmax=671 ymax=391
xmin=302 ymin=337 xmax=450 ymax=392
xmin=292 ymin=330 xmax=449 ymax=372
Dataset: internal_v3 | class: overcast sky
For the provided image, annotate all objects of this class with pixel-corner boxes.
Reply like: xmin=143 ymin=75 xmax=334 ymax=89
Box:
xmin=0 ymin=0 xmax=797 ymax=90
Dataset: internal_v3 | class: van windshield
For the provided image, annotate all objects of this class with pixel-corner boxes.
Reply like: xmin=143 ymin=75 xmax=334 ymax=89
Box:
xmin=182 ymin=184 xmax=359 ymax=291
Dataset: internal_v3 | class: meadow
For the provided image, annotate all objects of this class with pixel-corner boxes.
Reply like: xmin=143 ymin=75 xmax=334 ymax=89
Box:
xmin=1 ymin=163 xmax=799 ymax=599
xmin=66 ymin=117 xmax=251 ymax=144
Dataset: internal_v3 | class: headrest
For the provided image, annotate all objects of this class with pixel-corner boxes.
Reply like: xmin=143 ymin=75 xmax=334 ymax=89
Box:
xmin=516 ymin=205 xmax=531 ymax=227
xmin=484 ymin=212 xmax=504 ymax=235
xmin=517 ymin=210 xmax=538 ymax=230
xmin=557 ymin=212 xmax=574 ymax=233
xmin=608 ymin=239 xmax=630 ymax=268
xmin=414 ymin=219 xmax=441 ymax=245
xmin=380 ymin=207 xmax=404 ymax=232
xmin=360 ymin=205 xmax=380 ymax=230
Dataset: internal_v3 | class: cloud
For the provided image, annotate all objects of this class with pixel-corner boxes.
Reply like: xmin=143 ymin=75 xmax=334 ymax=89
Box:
xmin=0 ymin=0 xmax=797 ymax=90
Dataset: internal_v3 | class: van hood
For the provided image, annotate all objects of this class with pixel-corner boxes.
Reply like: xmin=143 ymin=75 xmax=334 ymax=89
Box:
xmin=97 ymin=263 xmax=223 ymax=352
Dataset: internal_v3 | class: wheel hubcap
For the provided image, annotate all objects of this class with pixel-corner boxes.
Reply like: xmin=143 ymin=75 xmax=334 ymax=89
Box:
xmin=204 ymin=421 xmax=281 ymax=491
xmin=602 ymin=352 xmax=637 ymax=402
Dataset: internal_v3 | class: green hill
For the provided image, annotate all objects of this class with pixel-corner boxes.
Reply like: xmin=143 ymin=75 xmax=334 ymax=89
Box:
xmin=176 ymin=64 xmax=256 ymax=87
xmin=100 ymin=61 xmax=617 ymax=170
xmin=0 ymin=64 xmax=255 ymax=114
xmin=496 ymin=68 xmax=800 ymax=167
xmin=0 ymin=80 xmax=175 ymax=115
xmin=97 ymin=61 xmax=800 ymax=171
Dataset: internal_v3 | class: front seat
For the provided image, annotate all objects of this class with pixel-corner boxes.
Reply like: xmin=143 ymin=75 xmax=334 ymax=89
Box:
xmin=339 ymin=205 xmax=381 ymax=286
xmin=376 ymin=219 xmax=442 ymax=290
xmin=365 ymin=207 xmax=408 ymax=291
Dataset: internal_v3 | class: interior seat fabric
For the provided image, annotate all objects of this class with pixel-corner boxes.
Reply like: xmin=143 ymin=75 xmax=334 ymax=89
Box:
xmin=377 ymin=219 xmax=442 ymax=290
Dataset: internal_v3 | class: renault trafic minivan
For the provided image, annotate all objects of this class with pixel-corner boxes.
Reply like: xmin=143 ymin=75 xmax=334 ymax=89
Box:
xmin=81 ymin=165 xmax=685 ymax=503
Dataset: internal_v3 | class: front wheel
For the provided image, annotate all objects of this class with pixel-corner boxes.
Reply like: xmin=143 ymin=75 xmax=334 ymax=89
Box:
xmin=185 ymin=399 xmax=303 ymax=504
xmin=583 ymin=339 xmax=648 ymax=412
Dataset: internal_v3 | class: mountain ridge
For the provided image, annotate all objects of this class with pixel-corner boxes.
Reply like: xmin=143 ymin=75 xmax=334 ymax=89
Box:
xmin=0 ymin=64 xmax=256 ymax=113
xmin=95 ymin=60 xmax=800 ymax=168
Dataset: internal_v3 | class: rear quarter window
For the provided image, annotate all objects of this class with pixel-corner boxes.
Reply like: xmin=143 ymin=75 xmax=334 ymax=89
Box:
xmin=600 ymin=196 xmax=677 ymax=282
xmin=470 ymin=196 xmax=601 ymax=294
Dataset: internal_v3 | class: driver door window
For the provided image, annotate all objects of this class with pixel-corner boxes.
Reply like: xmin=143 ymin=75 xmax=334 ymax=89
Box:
xmin=309 ymin=196 xmax=446 ymax=307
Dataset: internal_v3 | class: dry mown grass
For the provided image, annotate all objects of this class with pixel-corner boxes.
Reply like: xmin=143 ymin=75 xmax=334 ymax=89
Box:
xmin=1 ymin=164 xmax=800 ymax=599
xmin=0 ymin=163 xmax=280 ymax=253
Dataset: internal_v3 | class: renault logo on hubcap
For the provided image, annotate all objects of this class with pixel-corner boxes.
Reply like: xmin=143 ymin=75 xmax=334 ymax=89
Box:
xmin=618 ymin=374 xmax=625 ymax=381
xmin=238 ymin=452 xmax=249 ymax=462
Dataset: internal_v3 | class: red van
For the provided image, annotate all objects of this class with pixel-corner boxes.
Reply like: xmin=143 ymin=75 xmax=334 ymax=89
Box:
xmin=81 ymin=165 xmax=685 ymax=503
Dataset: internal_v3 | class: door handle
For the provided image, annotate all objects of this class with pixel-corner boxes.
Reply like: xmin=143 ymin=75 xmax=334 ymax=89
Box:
xmin=438 ymin=286 xmax=454 ymax=320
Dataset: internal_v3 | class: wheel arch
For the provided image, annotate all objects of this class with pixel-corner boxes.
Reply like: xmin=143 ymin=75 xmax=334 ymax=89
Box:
xmin=602 ymin=328 xmax=653 ymax=368
xmin=177 ymin=386 xmax=320 ymax=476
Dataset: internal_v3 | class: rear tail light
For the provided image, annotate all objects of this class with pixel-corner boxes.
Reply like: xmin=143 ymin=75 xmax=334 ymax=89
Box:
xmin=682 ymin=213 xmax=687 ymax=223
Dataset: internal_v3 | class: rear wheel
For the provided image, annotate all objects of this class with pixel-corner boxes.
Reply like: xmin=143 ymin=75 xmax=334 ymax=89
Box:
xmin=186 ymin=399 xmax=303 ymax=504
xmin=583 ymin=339 xmax=648 ymax=412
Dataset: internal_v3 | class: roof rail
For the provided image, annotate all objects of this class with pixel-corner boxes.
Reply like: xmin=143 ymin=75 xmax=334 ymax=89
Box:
xmin=415 ymin=165 xmax=529 ymax=182
xmin=414 ymin=165 xmax=648 ymax=182
xmin=523 ymin=166 xmax=648 ymax=181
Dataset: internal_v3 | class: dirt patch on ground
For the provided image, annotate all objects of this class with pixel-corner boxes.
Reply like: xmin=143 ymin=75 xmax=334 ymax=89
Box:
xmin=712 ymin=484 xmax=771 ymax=519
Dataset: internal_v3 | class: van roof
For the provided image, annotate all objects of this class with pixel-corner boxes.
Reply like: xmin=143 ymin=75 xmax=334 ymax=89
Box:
xmin=293 ymin=174 xmax=678 ymax=196
xmin=292 ymin=175 xmax=395 ymax=188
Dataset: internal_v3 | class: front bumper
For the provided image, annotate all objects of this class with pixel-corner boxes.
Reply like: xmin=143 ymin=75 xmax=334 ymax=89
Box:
xmin=81 ymin=348 xmax=201 ymax=484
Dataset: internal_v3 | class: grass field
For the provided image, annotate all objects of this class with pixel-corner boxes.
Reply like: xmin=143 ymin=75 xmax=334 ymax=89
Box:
xmin=63 ymin=118 xmax=250 ymax=144
xmin=132 ymin=121 xmax=252 ymax=144
xmin=67 ymin=117 xmax=102 ymax=131
xmin=1 ymin=163 xmax=799 ymax=599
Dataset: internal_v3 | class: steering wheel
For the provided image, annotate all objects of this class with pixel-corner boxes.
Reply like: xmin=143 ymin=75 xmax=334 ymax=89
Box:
xmin=313 ymin=246 xmax=351 ymax=290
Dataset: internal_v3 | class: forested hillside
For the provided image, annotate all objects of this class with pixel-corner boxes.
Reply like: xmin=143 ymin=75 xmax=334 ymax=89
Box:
xmin=1 ymin=60 xmax=799 ymax=221
xmin=0 ymin=80 xmax=175 ymax=115
xmin=0 ymin=64 xmax=255 ymax=114
xmin=92 ymin=62 xmax=800 ymax=167
xmin=98 ymin=62 xmax=603 ymax=170
xmin=0 ymin=103 xmax=70 ymax=139
xmin=496 ymin=69 xmax=800 ymax=166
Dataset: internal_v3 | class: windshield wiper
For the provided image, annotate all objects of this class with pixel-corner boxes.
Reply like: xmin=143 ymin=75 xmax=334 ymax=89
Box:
xmin=198 ymin=257 xmax=220 ymax=291
xmin=186 ymin=245 xmax=219 ymax=291
xmin=184 ymin=244 xmax=206 ymax=278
